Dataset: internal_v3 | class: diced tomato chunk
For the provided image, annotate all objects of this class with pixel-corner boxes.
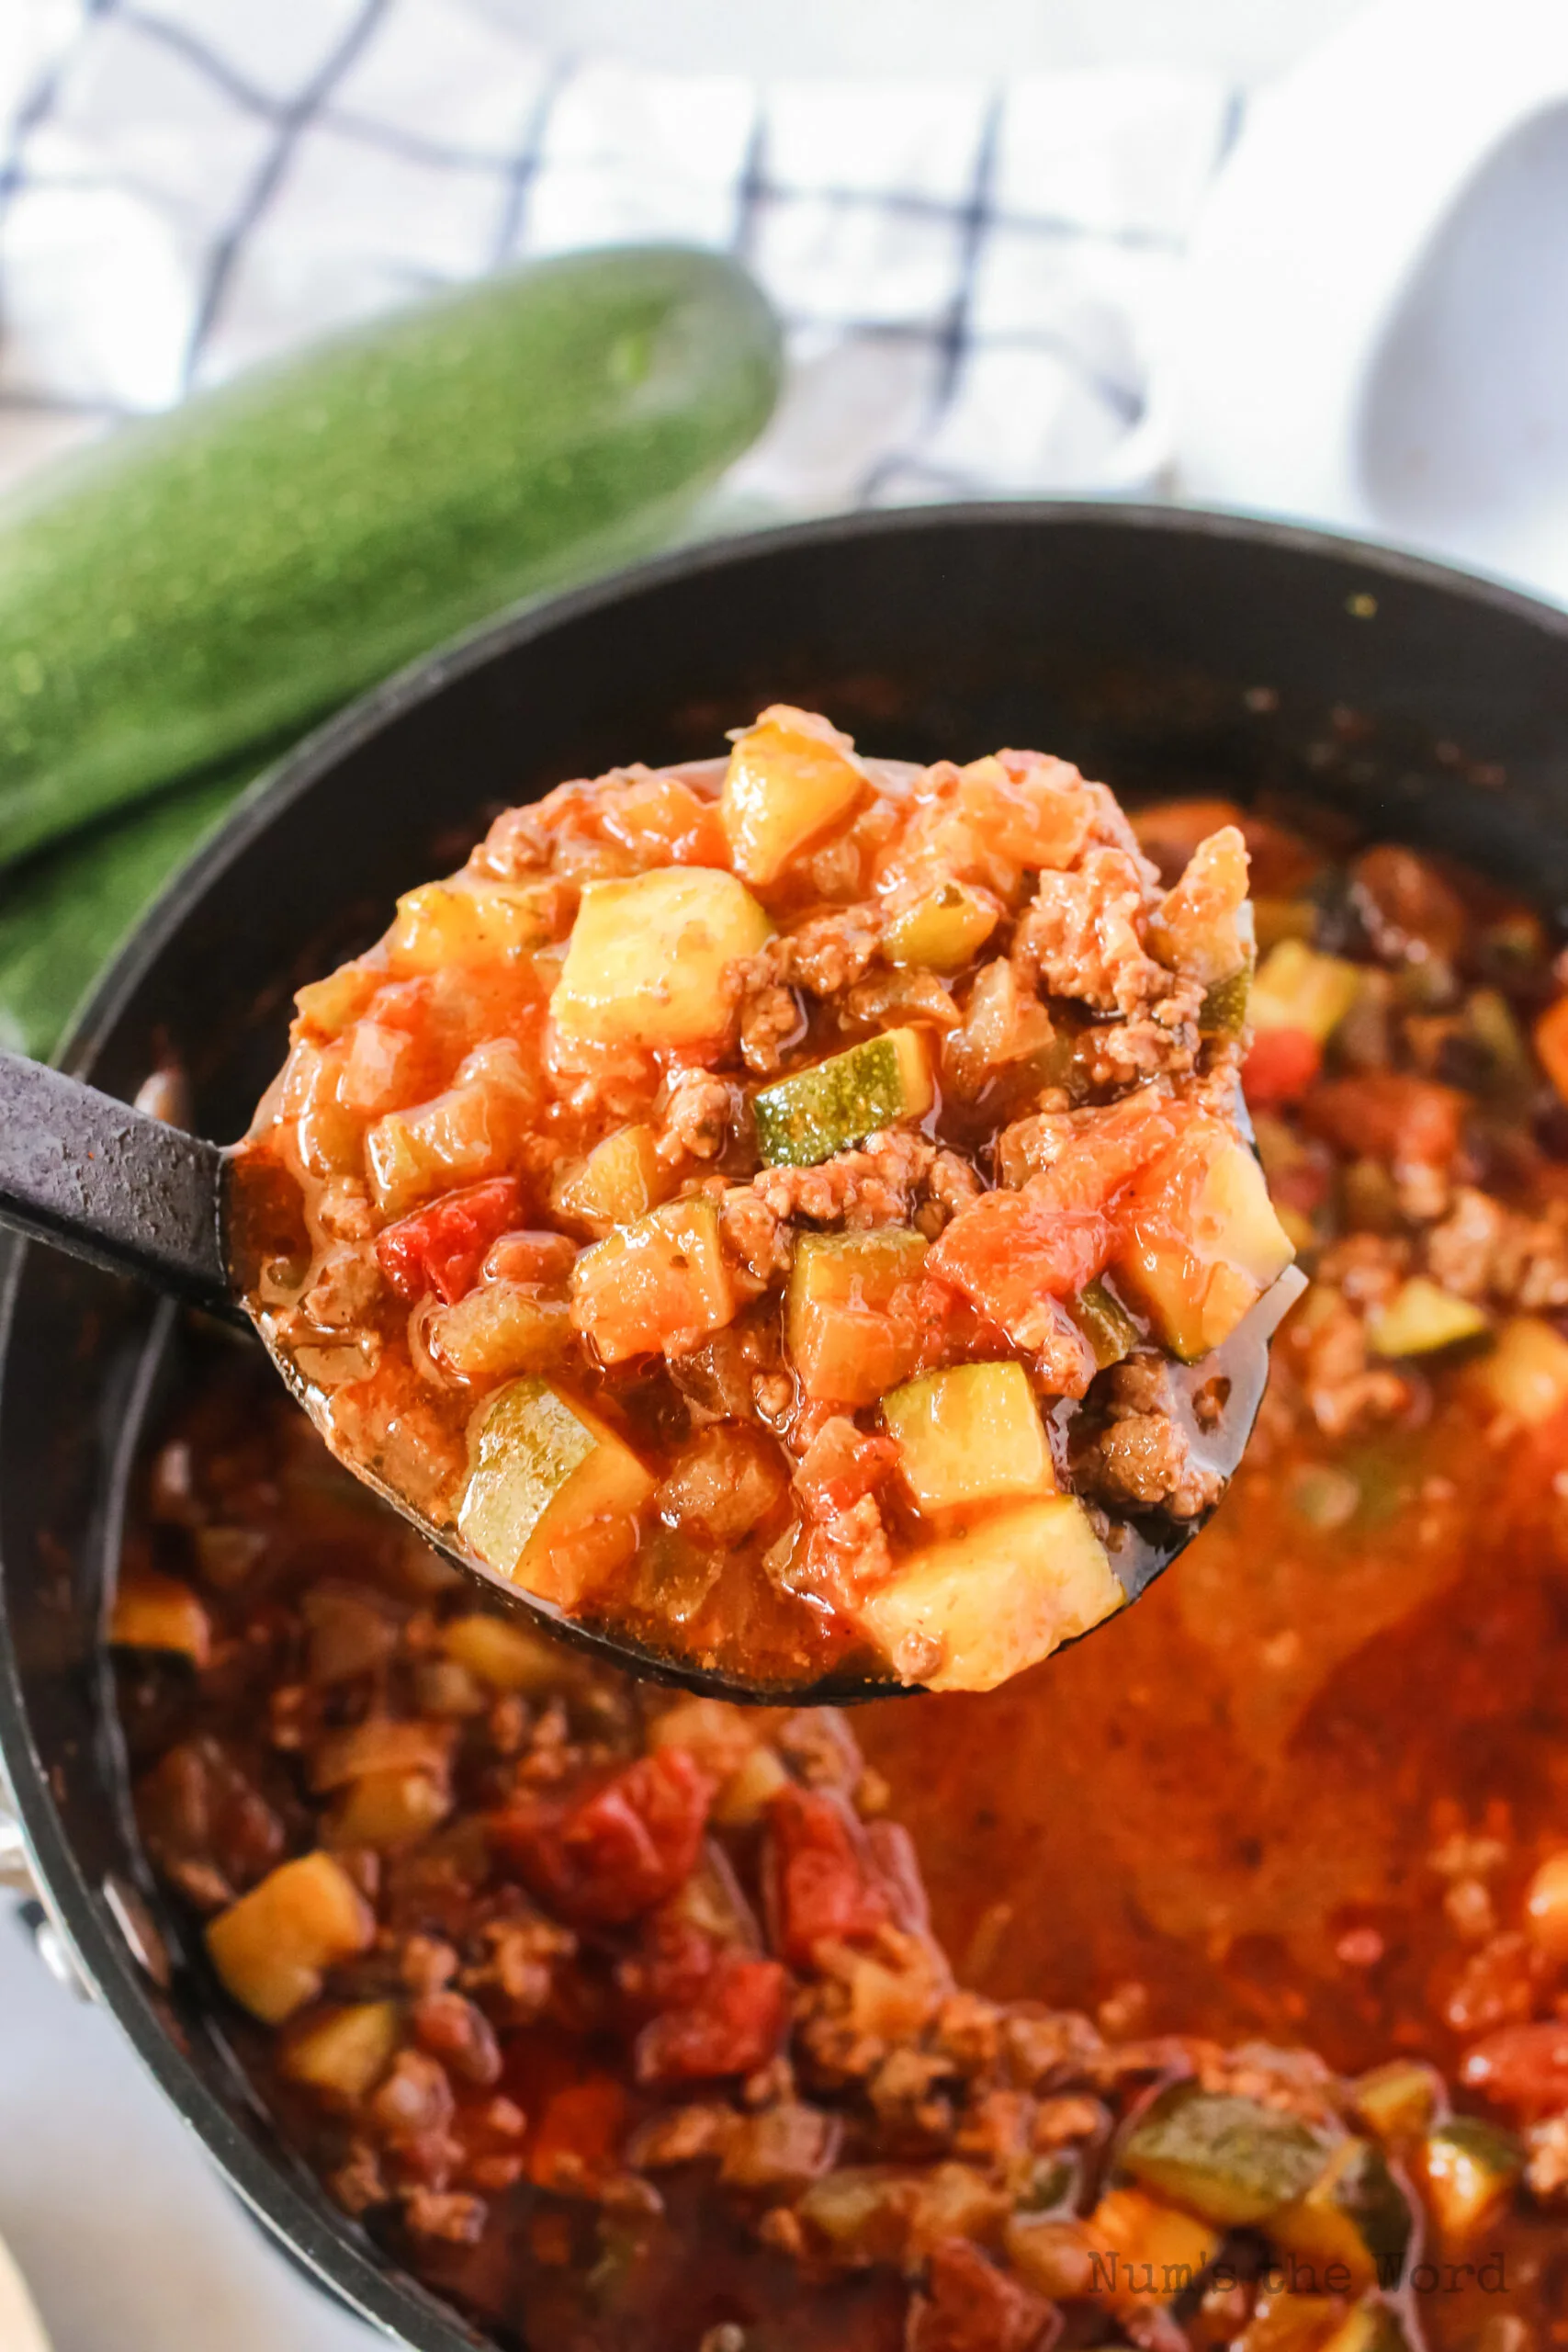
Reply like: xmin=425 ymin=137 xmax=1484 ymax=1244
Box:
xmin=526 ymin=2073 xmax=628 ymax=2191
xmin=931 ymin=1093 xmax=1184 ymax=1334
xmin=930 ymin=1188 xmax=1111 ymax=1321
xmin=766 ymin=1783 xmax=890 ymax=1966
xmin=1301 ymin=1072 xmax=1464 ymax=1167
xmin=376 ymin=1176 xmax=524 ymax=1304
xmin=1460 ymin=2019 xmax=1568 ymax=2120
xmin=1243 ymin=1025 xmax=1322 ymax=1110
xmin=492 ymin=1747 xmax=710 ymax=1927
xmin=635 ymin=1953 xmax=789 ymax=2086
xmin=908 ymin=2239 xmax=1054 ymax=2352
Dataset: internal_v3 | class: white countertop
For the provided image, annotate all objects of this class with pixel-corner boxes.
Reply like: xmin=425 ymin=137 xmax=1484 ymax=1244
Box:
xmin=0 ymin=1905 xmax=382 ymax=2352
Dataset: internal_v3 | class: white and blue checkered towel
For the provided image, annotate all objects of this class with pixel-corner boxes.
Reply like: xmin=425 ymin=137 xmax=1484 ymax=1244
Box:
xmin=0 ymin=0 xmax=1243 ymax=514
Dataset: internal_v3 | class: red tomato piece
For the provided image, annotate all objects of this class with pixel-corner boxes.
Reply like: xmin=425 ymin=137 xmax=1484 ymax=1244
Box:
xmin=766 ymin=1783 xmax=890 ymax=1966
xmin=375 ymin=1176 xmax=524 ymax=1304
xmin=929 ymin=1188 xmax=1111 ymax=1324
xmin=635 ymin=1953 xmax=789 ymax=2086
xmin=492 ymin=1747 xmax=710 ymax=1928
xmin=526 ymin=2074 xmax=628 ymax=2191
xmin=1301 ymin=1072 xmax=1464 ymax=1167
xmin=1460 ymin=2019 xmax=1568 ymax=2120
xmin=1243 ymin=1025 xmax=1322 ymax=1110
xmin=908 ymin=2239 xmax=1054 ymax=2352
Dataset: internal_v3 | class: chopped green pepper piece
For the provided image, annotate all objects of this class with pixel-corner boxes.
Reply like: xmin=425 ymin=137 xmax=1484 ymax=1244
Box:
xmin=1072 ymin=1277 xmax=1140 ymax=1371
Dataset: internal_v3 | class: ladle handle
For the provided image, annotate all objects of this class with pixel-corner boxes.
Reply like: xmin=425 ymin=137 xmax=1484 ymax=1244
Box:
xmin=0 ymin=1050 xmax=233 ymax=1318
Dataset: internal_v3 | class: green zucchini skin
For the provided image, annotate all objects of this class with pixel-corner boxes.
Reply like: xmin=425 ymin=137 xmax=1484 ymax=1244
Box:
xmin=0 ymin=759 xmax=258 ymax=1058
xmin=0 ymin=245 xmax=781 ymax=867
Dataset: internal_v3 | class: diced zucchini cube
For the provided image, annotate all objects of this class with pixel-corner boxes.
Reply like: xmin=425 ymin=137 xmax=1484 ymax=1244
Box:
xmin=279 ymin=1999 xmax=401 ymax=2101
xmin=385 ymin=880 xmax=555 ymax=975
xmin=1351 ymin=2060 xmax=1440 ymax=2145
xmin=570 ymin=1196 xmax=735 ymax=1363
xmin=721 ymin=705 xmax=866 ymax=885
xmin=1120 ymin=2085 xmax=1328 ymax=2226
xmin=883 ymin=881 xmax=999 ymax=973
xmin=856 ymin=1496 xmax=1122 ymax=1690
xmin=551 ymin=866 xmax=773 ymax=1050
xmin=1365 ymin=1277 xmax=1489 ymax=1360
xmin=881 ymin=1362 xmax=1055 ymax=1515
xmin=1251 ymin=940 xmax=1361 ymax=1043
xmin=1466 ymin=1315 xmax=1568 ymax=1425
xmin=786 ymin=1227 xmax=928 ymax=1406
xmin=1320 ymin=2303 xmax=1413 ymax=2352
xmin=457 ymin=1375 xmax=655 ymax=1604
xmin=754 ymin=1028 xmax=933 ymax=1169
xmin=1419 ymin=2119 xmax=1524 ymax=2240
xmin=552 ymin=1123 xmax=667 ymax=1233
xmin=1272 ymin=2137 xmax=1412 ymax=2290
xmin=206 ymin=1851 xmax=374 ymax=2023
xmin=1114 ymin=1121 xmax=1296 ymax=1362
xmin=1080 ymin=2188 xmax=1221 ymax=2303
xmin=439 ymin=1611 xmax=578 ymax=1692
xmin=108 ymin=1566 xmax=211 ymax=1664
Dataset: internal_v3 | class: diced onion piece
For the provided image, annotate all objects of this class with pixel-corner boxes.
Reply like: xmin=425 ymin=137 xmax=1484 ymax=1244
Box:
xmin=385 ymin=880 xmax=555 ymax=976
xmin=1150 ymin=826 xmax=1255 ymax=989
xmin=293 ymin=962 xmax=379 ymax=1043
xmin=279 ymin=1999 xmax=402 ymax=2102
xmin=1250 ymin=940 xmax=1361 ymax=1043
xmin=1113 ymin=1123 xmax=1296 ymax=1363
xmin=785 ymin=1227 xmax=928 ymax=1406
xmin=1466 ymin=1315 xmax=1568 ymax=1425
xmin=570 ymin=1196 xmax=734 ymax=1363
xmin=1365 ymin=1277 xmax=1489 ymax=1360
xmin=754 ymin=1028 xmax=933 ymax=1169
xmin=856 ymin=1496 xmax=1123 ymax=1691
xmin=551 ymin=867 xmax=773 ymax=1049
xmin=721 ymin=705 xmax=865 ymax=885
xmin=108 ymin=1566 xmax=211 ymax=1663
xmin=881 ymin=1362 xmax=1055 ymax=1516
xmin=206 ymin=1851 xmax=373 ymax=2024
xmin=552 ymin=1123 xmax=667 ymax=1233
xmin=367 ymin=1040 xmax=535 ymax=1217
xmin=457 ymin=1376 xmax=655 ymax=1604
xmin=427 ymin=1282 xmax=571 ymax=1382
xmin=882 ymin=881 xmax=998 ymax=973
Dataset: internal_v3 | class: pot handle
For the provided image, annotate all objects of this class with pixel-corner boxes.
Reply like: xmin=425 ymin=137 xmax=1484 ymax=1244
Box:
xmin=0 ymin=1052 xmax=233 ymax=1317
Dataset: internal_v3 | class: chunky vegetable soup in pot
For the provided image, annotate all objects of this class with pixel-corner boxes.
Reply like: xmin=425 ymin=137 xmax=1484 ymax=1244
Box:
xmin=230 ymin=709 xmax=1297 ymax=1693
xmin=112 ymin=785 xmax=1568 ymax=2351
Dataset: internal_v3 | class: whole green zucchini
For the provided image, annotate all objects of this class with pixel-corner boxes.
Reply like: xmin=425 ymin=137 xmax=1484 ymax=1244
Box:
xmin=0 ymin=245 xmax=781 ymax=867
xmin=0 ymin=761 xmax=258 ymax=1059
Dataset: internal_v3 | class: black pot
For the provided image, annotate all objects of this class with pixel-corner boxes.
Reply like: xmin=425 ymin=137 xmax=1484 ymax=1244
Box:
xmin=4 ymin=504 xmax=1567 ymax=2348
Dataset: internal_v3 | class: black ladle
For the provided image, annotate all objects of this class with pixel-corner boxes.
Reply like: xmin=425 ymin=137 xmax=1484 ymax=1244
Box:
xmin=0 ymin=1046 xmax=1303 ymax=1703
